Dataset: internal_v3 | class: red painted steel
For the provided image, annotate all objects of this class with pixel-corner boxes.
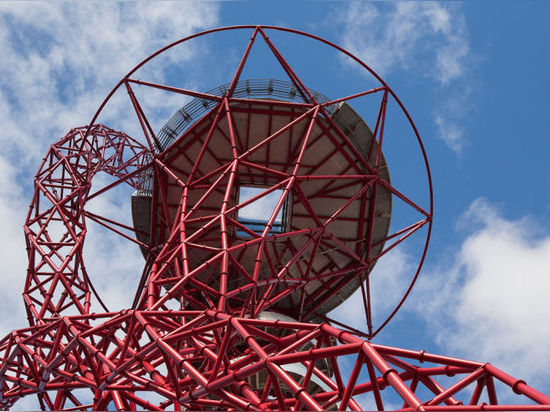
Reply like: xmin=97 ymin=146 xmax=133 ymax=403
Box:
xmin=22 ymin=124 xmax=152 ymax=325
xmin=0 ymin=25 xmax=548 ymax=411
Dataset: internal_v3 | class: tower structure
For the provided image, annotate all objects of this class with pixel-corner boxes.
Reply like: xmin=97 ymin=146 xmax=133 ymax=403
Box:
xmin=0 ymin=25 xmax=549 ymax=411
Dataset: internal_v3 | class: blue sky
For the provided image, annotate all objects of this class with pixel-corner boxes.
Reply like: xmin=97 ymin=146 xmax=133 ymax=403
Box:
xmin=0 ymin=1 xmax=549 ymax=408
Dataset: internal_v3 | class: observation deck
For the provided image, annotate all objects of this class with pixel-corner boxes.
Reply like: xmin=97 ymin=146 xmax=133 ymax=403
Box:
xmin=132 ymin=79 xmax=391 ymax=319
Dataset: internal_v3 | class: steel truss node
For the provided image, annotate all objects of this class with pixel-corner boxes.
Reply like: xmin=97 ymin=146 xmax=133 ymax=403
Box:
xmin=2 ymin=311 xmax=550 ymax=411
xmin=1 ymin=25 xmax=548 ymax=411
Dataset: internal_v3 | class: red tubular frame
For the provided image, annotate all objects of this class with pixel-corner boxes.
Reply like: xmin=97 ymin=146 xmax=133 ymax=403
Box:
xmin=0 ymin=25 xmax=547 ymax=411
xmin=1 ymin=311 xmax=549 ymax=410
xmin=22 ymin=125 xmax=151 ymax=326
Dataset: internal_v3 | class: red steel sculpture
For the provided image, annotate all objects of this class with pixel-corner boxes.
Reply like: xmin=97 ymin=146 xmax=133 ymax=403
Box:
xmin=0 ymin=25 xmax=548 ymax=411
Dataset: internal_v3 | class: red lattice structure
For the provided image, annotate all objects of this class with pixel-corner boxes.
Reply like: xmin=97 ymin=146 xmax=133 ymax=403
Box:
xmin=1 ymin=25 xmax=549 ymax=411
xmin=22 ymin=125 xmax=151 ymax=326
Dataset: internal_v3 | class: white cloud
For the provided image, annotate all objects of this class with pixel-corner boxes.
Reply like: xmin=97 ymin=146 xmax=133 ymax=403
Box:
xmin=0 ymin=2 xmax=219 ymax=164
xmin=83 ymin=174 xmax=146 ymax=312
xmin=331 ymin=198 xmax=550 ymax=399
xmin=338 ymin=2 xmax=472 ymax=153
xmin=0 ymin=155 xmax=28 ymax=337
xmin=0 ymin=2 xmax=220 ymax=336
xmin=340 ymin=2 xmax=469 ymax=85
xmin=414 ymin=198 xmax=550 ymax=390
xmin=434 ymin=112 xmax=464 ymax=153
xmin=238 ymin=187 xmax=285 ymax=223
xmin=329 ymin=247 xmax=416 ymax=334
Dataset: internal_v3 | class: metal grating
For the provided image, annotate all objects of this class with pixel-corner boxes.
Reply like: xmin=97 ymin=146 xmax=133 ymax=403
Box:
xmin=156 ymin=79 xmax=338 ymax=152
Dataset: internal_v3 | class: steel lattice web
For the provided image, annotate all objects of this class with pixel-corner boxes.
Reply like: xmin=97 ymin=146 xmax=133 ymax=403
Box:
xmin=0 ymin=25 xmax=549 ymax=411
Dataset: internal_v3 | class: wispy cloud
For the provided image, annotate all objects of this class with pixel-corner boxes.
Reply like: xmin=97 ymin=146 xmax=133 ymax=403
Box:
xmin=330 ymin=247 xmax=415 ymax=333
xmin=0 ymin=2 xmax=220 ymax=340
xmin=0 ymin=2 xmax=219 ymax=162
xmin=340 ymin=2 xmax=469 ymax=85
xmin=337 ymin=2 xmax=473 ymax=153
xmin=434 ymin=111 xmax=465 ymax=153
xmin=0 ymin=156 xmax=28 ymax=337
